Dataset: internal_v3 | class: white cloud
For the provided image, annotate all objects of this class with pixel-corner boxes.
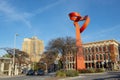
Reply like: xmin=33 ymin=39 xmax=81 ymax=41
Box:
xmin=98 ymin=25 xmax=120 ymax=34
xmin=82 ymin=24 xmax=120 ymax=42
xmin=34 ymin=0 xmax=65 ymax=15
xmin=0 ymin=0 xmax=65 ymax=29
xmin=0 ymin=0 xmax=32 ymax=28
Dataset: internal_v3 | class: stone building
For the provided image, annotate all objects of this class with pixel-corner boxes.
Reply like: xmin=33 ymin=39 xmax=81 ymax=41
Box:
xmin=83 ymin=40 xmax=119 ymax=70
xmin=22 ymin=36 xmax=44 ymax=62
xmin=64 ymin=40 xmax=120 ymax=70
xmin=0 ymin=57 xmax=27 ymax=76
xmin=0 ymin=57 xmax=20 ymax=76
xmin=0 ymin=58 xmax=12 ymax=76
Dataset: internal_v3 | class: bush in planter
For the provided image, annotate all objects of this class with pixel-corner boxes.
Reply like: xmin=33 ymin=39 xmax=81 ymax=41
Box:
xmin=79 ymin=69 xmax=95 ymax=73
xmin=95 ymin=68 xmax=105 ymax=73
xmin=56 ymin=70 xmax=66 ymax=77
xmin=56 ymin=70 xmax=79 ymax=77
xmin=79 ymin=69 xmax=87 ymax=73
xmin=65 ymin=70 xmax=79 ymax=77
xmin=87 ymin=68 xmax=95 ymax=73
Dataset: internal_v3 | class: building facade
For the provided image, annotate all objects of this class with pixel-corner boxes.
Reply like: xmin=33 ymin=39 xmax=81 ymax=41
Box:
xmin=64 ymin=40 xmax=120 ymax=70
xmin=83 ymin=40 xmax=119 ymax=70
xmin=22 ymin=36 xmax=44 ymax=62
xmin=64 ymin=51 xmax=76 ymax=70
xmin=0 ymin=58 xmax=12 ymax=76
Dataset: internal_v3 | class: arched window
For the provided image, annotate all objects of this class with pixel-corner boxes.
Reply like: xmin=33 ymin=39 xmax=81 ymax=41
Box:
xmin=88 ymin=48 xmax=90 ymax=53
xmin=92 ymin=47 xmax=94 ymax=52
xmin=89 ymin=55 xmax=91 ymax=60
xmin=96 ymin=54 xmax=99 ymax=60
xmin=87 ymin=48 xmax=89 ymax=53
xmin=97 ymin=47 xmax=99 ymax=52
xmin=95 ymin=47 xmax=99 ymax=52
xmin=100 ymin=54 xmax=102 ymax=60
xmin=103 ymin=54 xmax=106 ymax=60
xmin=106 ymin=46 xmax=108 ymax=51
xmin=83 ymin=48 xmax=86 ymax=53
xmin=89 ymin=48 xmax=91 ymax=53
xmin=85 ymin=56 xmax=87 ymax=61
xmin=108 ymin=53 xmax=110 ymax=60
xmin=103 ymin=46 xmax=106 ymax=52
xmin=99 ymin=46 xmax=102 ymax=52
xmin=101 ymin=46 xmax=104 ymax=52
xmin=85 ymin=48 xmax=87 ymax=53
xmin=92 ymin=55 xmax=94 ymax=60
xmin=96 ymin=47 xmax=98 ymax=52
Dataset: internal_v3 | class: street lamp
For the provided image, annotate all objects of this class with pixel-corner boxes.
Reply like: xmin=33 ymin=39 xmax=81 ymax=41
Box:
xmin=12 ymin=33 xmax=19 ymax=76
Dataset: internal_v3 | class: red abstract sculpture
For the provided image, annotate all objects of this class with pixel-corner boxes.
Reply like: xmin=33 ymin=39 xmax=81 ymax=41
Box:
xmin=69 ymin=12 xmax=90 ymax=70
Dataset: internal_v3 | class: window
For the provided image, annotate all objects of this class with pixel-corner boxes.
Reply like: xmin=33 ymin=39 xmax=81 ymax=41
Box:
xmin=88 ymin=48 xmax=90 ymax=53
xmin=96 ymin=54 xmax=99 ymax=60
xmin=103 ymin=46 xmax=106 ymax=52
xmin=96 ymin=47 xmax=98 ymax=52
xmin=89 ymin=55 xmax=91 ymax=60
xmin=92 ymin=55 xmax=94 ymax=60
xmin=92 ymin=47 xmax=94 ymax=52
xmin=103 ymin=54 xmax=106 ymax=60
xmin=99 ymin=46 xmax=102 ymax=52
xmin=85 ymin=56 xmax=87 ymax=61
xmin=100 ymin=54 xmax=102 ymax=60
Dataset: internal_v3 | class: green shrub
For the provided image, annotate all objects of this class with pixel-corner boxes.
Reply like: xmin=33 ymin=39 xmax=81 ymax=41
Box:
xmin=95 ymin=68 xmax=105 ymax=73
xmin=79 ymin=69 xmax=95 ymax=73
xmin=65 ymin=70 xmax=79 ymax=77
xmin=88 ymin=68 xmax=95 ymax=73
xmin=56 ymin=70 xmax=66 ymax=77
xmin=79 ymin=69 xmax=87 ymax=73
xmin=79 ymin=68 xmax=107 ymax=73
xmin=56 ymin=70 xmax=79 ymax=77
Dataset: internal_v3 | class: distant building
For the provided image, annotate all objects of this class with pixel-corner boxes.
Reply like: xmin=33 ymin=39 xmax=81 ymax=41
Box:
xmin=22 ymin=36 xmax=44 ymax=62
xmin=64 ymin=40 xmax=120 ymax=70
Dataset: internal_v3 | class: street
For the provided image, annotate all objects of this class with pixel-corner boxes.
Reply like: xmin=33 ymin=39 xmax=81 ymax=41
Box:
xmin=0 ymin=75 xmax=57 ymax=80
xmin=75 ymin=71 xmax=120 ymax=80
xmin=0 ymin=71 xmax=120 ymax=80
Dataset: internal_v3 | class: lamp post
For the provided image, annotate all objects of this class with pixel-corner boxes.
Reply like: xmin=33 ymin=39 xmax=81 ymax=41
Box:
xmin=12 ymin=34 xmax=19 ymax=76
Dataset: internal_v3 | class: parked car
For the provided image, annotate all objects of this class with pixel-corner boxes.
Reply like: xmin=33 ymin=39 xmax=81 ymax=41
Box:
xmin=26 ymin=69 xmax=35 ymax=75
xmin=22 ymin=68 xmax=27 ymax=74
xmin=36 ymin=69 xmax=44 ymax=75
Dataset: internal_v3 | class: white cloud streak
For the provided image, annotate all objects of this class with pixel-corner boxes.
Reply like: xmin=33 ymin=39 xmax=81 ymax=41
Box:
xmin=82 ymin=24 xmax=120 ymax=42
xmin=34 ymin=0 xmax=64 ymax=15
xmin=0 ymin=0 xmax=32 ymax=28
xmin=0 ymin=0 xmax=65 ymax=29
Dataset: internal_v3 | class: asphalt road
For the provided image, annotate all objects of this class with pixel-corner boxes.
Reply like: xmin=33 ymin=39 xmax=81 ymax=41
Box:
xmin=0 ymin=71 xmax=120 ymax=80
xmin=75 ymin=71 xmax=120 ymax=80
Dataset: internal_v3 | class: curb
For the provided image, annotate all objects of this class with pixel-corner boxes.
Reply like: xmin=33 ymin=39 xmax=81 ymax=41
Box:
xmin=58 ymin=76 xmax=83 ymax=80
xmin=79 ymin=72 xmax=107 ymax=76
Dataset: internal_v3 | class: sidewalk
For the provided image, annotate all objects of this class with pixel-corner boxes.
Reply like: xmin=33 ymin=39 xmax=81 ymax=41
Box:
xmin=0 ymin=74 xmax=24 ymax=78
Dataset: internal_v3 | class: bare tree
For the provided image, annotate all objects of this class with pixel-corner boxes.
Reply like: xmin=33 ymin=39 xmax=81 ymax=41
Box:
xmin=45 ymin=36 xmax=77 ymax=70
xmin=1 ymin=48 xmax=29 ymax=65
xmin=46 ymin=36 xmax=76 ymax=55
xmin=39 ymin=50 xmax=58 ymax=70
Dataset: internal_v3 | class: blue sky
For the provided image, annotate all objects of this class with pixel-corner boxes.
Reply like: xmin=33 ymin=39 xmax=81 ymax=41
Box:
xmin=0 ymin=0 xmax=120 ymax=55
